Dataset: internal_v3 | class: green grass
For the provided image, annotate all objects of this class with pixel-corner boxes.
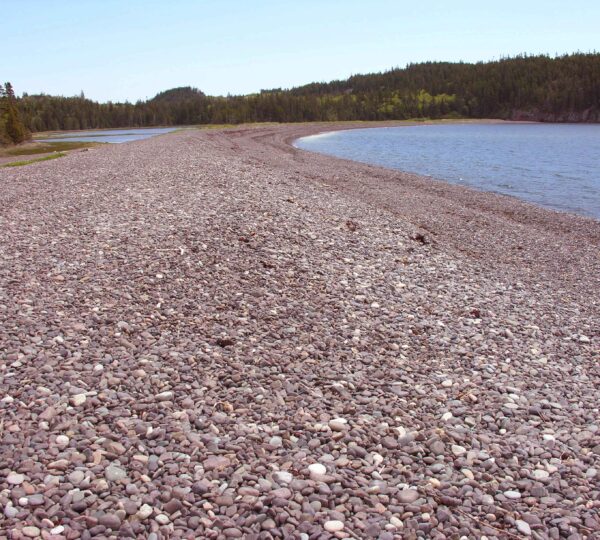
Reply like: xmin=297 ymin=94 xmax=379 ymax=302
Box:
xmin=2 ymin=152 xmax=66 ymax=168
xmin=1 ymin=140 xmax=99 ymax=157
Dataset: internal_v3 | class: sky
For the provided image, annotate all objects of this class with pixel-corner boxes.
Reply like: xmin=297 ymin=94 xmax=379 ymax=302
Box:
xmin=4 ymin=0 xmax=599 ymax=103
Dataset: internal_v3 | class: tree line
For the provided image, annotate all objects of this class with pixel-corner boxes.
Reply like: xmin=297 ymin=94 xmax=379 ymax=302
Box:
xmin=6 ymin=53 xmax=600 ymax=138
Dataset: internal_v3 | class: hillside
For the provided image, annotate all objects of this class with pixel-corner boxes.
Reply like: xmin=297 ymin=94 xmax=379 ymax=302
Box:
xmin=15 ymin=53 xmax=600 ymax=131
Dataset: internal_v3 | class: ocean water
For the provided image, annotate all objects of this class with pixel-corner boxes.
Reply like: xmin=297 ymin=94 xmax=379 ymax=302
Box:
xmin=36 ymin=127 xmax=178 ymax=144
xmin=295 ymin=123 xmax=600 ymax=219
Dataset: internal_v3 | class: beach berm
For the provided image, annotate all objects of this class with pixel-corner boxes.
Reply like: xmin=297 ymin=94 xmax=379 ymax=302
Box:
xmin=0 ymin=124 xmax=598 ymax=538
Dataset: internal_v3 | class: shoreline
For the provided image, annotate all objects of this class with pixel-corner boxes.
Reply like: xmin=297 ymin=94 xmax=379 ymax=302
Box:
xmin=290 ymin=121 xmax=599 ymax=222
xmin=1 ymin=126 xmax=598 ymax=538
xmin=232 ymin=122 xmax=600 ymax=299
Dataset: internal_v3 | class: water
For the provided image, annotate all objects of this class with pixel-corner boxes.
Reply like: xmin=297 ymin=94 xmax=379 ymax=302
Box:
xmin=36 ymin=127 xmax=178 ymax=144
xmin=295 ymin=123 xmax=600 ymax=219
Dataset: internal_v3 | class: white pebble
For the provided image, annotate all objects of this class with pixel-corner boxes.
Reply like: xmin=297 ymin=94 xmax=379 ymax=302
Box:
xmin=390 ymin=516 xmax=403 ymax=529
xmin=308 ymin=463 xmax=327 ymax=479
xmin=328 ymin=418 xmax=348 ymax=431
xmin=324 ymin=520 xmax=344 ymax=532
xmin=451 ymin=445 xmax=466 ymax=456
xmin=516 ymin=519 xmax=532 ymax=536
xmin=154 ymin=513 xmax=170 ymax=525
xmin=137 ymin=503 xmax=153 ymax=519
xmin=273 ymin=470 xmax=293 ymax=484
xmin=531 ymin=469 xmax=549 ymax=480
xmin=70 ymin=394 xmax=87 ymax=406
xmin=56 ymin=435 xmax=70 ymax=446
xmin=461 ymin=468 xmax=474 ymax=480
xmin=7 ymin=472 xmax=25 ymax=485
xmin=372 ymin=453 xmax=384 ymax=467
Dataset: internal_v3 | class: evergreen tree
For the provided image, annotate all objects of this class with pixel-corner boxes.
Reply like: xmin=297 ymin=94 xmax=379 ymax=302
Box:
xmin=0 ymin=82 xmax=30 ymax=144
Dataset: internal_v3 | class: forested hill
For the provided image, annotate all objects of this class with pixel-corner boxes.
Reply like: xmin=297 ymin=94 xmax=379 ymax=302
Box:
xmin=14 ymin=53 xmax=600 ymax=132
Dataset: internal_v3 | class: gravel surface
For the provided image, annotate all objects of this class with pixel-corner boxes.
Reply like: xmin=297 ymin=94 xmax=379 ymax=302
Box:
xmin=1 ymin=123 xmax=599 ymax=539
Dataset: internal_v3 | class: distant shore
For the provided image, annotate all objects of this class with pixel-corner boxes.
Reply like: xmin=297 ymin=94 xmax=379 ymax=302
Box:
xmin=1 ymin=125 xmax=598 ymax=538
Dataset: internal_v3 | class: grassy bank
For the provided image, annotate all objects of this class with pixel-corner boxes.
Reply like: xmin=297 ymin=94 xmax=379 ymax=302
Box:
xmin=0 ymin=140 xmax=102 ymax=167
xmin=0 ymin=140 xmax=101 ymax=157
xmin=1 ymin=152 xmax=67 ymax=168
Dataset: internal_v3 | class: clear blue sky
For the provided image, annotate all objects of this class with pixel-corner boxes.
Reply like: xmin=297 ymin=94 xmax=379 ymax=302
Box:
xmin=4 ymin=0 xmax=598 ymax=102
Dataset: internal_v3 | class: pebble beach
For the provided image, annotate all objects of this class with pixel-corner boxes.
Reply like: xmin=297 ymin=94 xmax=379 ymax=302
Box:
xmin=1 ymin=123 xmax=599 ymax=539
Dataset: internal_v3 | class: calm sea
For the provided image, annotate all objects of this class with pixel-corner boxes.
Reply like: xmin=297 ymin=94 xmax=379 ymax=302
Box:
xmin=36 ymin=127 xmax=177 ymax=144
xmin=295 ymin=123 xmax=600 ymax=219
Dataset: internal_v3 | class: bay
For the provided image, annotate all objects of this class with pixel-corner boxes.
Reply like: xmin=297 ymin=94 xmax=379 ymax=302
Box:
xmin=36 ymin=127 xmax=177 ymax=144
xmin=295 ymin=123 xmax=600 ymax=219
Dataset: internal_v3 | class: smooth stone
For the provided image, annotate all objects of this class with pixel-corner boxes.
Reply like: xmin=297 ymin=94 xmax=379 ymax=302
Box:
xmin=531 ymin=469 xmax=549 ymax=480
xmin=105 ymin=465 xmax=127 ymax=482
xmin=261 ymin=519 xmax=276 ymax=530
xmin=98 ymin=514 xmax=122 ymax=530
xmin=27 ymin=494 xmax=44 ymax=506
xmin=452 ymin=445 xmax=467 ymax=456
xmin=430 ymin=440 xmax=445 ymax=455
xmin=7 ymin=473 xmax=25 ymax=485
xmin=324 ymin=520 xmax=344 ymax=532
xmin=269 ymin=436 xmax=283 ymax=447
xmin=308 ymin=463 xmax=327 ymax=479
xmin=22 ymin=527 xmax=41 ymax=538
xmin=155 ymin=514 xmax=170 ymax=525
xmin=328 ymin=418 xmax=348 ymax=431
xmin=69 ymin=470 xmax=85 ymax=484
xmin=273 ymin=471 xmax=293 ymax=484
xmin=4 ymin=505 xmax=18 ymax=518
xmin=390 ymin=516 xmax=403 ymax=529
xmin=137 ymin=503 xmax=153 ymax=520
xmin=504 ymin=490 xmax=521 ymax=499
xmin=398 ymin=489 xmax=419 ymax=503
xmin=155 ymin=391 xmax=174 ymax=401
xmin=516 ymin=520 xmax=532 ymax=536
xmin=70 ymin=394 xmax=87 ymax=406
xmin=56 ymin=435 xmax=70 ymax=446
